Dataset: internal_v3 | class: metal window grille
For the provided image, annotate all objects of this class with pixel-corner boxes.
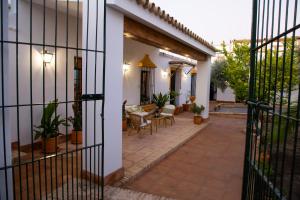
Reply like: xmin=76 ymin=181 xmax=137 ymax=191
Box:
xmin=0 ymin=0 xmax=106 ymax=199
xmin=242 ymin=0 xmax=299 ymax=199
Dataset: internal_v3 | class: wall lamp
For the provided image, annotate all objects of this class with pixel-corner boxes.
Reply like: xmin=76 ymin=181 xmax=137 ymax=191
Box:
xmin=123 ymin=62 xmax=130 ymax=74
xmin=41 ymin=50 xmax=54 ymax=66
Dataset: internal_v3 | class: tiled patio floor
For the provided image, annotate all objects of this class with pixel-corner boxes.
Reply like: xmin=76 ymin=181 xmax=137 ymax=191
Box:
xmin=125 ymin=114 xmax=246 ymax=200
xmin=120 ymin=112 xmax=208 ymax=185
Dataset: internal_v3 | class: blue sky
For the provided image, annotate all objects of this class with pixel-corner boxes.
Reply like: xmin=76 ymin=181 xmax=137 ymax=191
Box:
xmin=151 ymin=0 xmax=253 ymax=45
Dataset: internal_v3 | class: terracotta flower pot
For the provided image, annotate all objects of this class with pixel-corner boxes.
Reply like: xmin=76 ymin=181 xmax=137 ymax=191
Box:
xmin=71 ymin=130 xmax=82 ymax=144
xmin=42 ymin=137 xmax=58 ymax=154
xmin=174 ymin=106 xmax=181 ymax=115
xmin=194 ymin=115 xmax=202 ymax=125
xmin=122 ymin=119 xmax=127 ymax=131
xmin=183 ymin=104 xmax=190 ymax=112
xmin=189 ymin=96 xmax=196 ymax=103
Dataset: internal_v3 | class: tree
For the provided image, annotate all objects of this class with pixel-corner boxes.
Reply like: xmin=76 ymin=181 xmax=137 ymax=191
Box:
xmin=220 ymin=38 xmax=299 ymax=102
xmin=211 ymin=59 xmax=228 ymax=92
xmin=222 ymin=41 xmax=250 ymax=101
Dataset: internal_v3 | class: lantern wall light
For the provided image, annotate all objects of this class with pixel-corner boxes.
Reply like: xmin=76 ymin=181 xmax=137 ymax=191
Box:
xmin=41 ymin=50 xmax=54 ymax=66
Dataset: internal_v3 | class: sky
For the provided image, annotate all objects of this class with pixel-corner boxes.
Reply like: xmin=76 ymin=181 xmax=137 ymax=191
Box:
xmin=151 ymin=0 xmax=253 ymax=45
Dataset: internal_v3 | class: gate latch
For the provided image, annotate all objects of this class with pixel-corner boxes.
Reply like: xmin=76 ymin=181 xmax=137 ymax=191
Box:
xmin=81 ymin=94 xmax=104 ymax=101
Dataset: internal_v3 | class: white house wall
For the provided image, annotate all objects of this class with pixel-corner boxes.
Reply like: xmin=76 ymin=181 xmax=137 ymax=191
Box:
xmin=7 ymin=0 xmax=82 ymax=145
xmin=123 ymin=38 xmax=192 ymax=106
xmin=216 ymin=87 xmax=236 ymax=102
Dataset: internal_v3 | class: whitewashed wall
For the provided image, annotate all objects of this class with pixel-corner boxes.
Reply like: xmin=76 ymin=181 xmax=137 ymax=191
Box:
xmin=7 ymin=1 xmax=82 ymax=145
xmin=216 ymin=87 xmax=236 ymax=102
xmin=123 ymin=38 xmax=192 ymax=106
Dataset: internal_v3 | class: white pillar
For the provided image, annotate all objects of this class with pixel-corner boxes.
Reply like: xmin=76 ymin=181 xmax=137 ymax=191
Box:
xmin=195 ymin=58 xmax=212 ymax=119
xmin=82 ymin=1 xmax=123 ymax=177
xmin=0 ymin=0 xmax=13 ymax=199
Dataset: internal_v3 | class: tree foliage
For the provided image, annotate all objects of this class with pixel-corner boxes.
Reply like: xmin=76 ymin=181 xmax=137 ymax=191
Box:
xmin=211 ymin=59 xmax=228 ymax=92
xmin=218 ymin=39 xmax=299 ymax=102
xmin=222 ymin=41 xmax=250 ymax=101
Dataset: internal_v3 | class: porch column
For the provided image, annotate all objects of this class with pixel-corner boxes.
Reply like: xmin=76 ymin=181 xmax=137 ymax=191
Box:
xmin=0 ymin=0 xmax=13 ymax=199
xmin=82 ymin=1 xmax=123 ymax=179
xmin=195 ymin=58 xmax=212 ymax=119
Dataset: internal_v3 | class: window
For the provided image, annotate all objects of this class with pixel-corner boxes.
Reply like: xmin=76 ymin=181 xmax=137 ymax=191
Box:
xmin=140 ymin=69 xmax=155 ymax=105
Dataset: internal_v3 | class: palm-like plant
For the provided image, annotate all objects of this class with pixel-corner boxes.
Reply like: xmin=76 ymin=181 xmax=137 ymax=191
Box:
xmin=68 ymin=103 xmax=82 ymax=131
xmin=191 ymin=104 xmax=205 ymax=116
xmin=152 ymin=93 xmax=170 ymax=109
xmin=34 ymin=99 xmax=67 ymax=140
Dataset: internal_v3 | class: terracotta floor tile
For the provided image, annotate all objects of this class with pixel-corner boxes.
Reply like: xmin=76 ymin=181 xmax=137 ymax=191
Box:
xmin=126 ymin=114 xmax=246 ymax=200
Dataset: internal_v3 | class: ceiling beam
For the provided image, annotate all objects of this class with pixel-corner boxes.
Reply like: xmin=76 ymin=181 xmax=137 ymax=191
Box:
xmin=124 ymin=17 xmax=207 ymax=61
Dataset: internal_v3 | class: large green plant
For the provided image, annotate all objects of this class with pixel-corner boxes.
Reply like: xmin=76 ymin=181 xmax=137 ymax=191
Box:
xmin=68 ymin=103 xmax=82 ymax=131
xmin=211 ymin=59 xmax=229 ymax=92
xmin=152 ymin=93 xmax=170 ymax=109
xmin=34 ymin=100 xmax=67 ymax=140
xmin=191 ymin=104 xmax=205 ymax=115
xmin=169 ymin=90 xmax=180 ymax=105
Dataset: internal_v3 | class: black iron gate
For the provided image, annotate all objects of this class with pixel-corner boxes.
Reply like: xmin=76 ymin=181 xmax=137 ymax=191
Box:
xmin=242 ymin=0 xmax=299 ymax=199
xmin=0 ymin=0 xmax=106 ymax=199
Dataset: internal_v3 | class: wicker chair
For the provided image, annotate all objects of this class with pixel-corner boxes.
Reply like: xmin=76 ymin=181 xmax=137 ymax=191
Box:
xmin=160 ymin=104 xmax=176 ymax=125
xmin=129 ymin=113 xmax=152 ymax=136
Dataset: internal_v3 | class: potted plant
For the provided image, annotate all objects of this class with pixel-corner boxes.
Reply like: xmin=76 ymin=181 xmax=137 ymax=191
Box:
xmin=169 ymin=91 xmax=181 ymax=115
xmin=183 ymin=99 xmax=190 ymax=112
xmin=34 ymin=99 xmax=67 ymax=153
xmin=122 ymin=100 xmax=127 ymax=131
xmin=191 ymin=104 xmax=205 ymax=125
xmin=152 ymin=92 xmax=170 ymax=112
xmin=68 ymin=103 xmax=82 ymax=144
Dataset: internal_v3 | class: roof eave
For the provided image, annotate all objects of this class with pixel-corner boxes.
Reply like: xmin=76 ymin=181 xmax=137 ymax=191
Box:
xmin=107 ymin=0 xmax=216 ymax=57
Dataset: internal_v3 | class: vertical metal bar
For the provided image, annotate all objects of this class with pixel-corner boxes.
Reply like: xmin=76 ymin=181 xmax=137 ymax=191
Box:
xmin=54 ymin=0 xmax=59 ymax=199
xmin=15 ymin=0 xmax=23 ymax=198
xmin=270 ymin=0 xmax=282 ymax=195
xmin=101 ymin=0 xmax=107 ymax=199
xmin=273 ymin=1 xmax=290 ymax=197
xmin=42 ymin=0 xmax=48 ymax=199
xmin=84 ymin=1 xmax=90 ymax=199
xmin=65 ymin=0 xmax=70 ymax=198
xmin=38 ymin=160 xmax=42 ymax=200
xmin=94 ymin=1 xmax=99 ymax=199
xmin=242 ymin=0 xmax=258 ymax=199
xmin=25 ymin=164 xmax=29 ymax=200
xmin=75 ymin=0 xmax=80 ymax=199
xmin=0 ymin=1 xmax=8 ymax=198
xmin=265 ymin=0 xmax=276 ymax=197
xmin=29 ymin=0 xmax=36 ymax=199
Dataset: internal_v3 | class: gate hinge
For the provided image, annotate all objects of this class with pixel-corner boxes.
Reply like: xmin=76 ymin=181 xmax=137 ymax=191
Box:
xmin=81 ymin=94 xmax=104 ymax=101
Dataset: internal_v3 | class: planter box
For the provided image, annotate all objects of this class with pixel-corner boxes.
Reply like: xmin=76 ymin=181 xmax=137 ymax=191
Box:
xmin=42 ymin=137 xmax=58 ymax=154
xmin=122 ymin=119 xmax=127 ymax=131
xmin=71 ymin=130 xmax=82 ymax=144
xmin=182 ymin=104 xmax=190 ymax=112
xmin=194 ymin=115 xmax=203 ymax=125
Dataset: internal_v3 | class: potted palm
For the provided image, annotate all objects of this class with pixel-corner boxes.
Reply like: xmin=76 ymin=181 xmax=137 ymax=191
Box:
xmin=34 ymin=100 xmax=67 ymax=153
xmin=122 ymin=100 xmax=127 ymax=131
xmin=152 ymin=92 xmax=170 ymax=112
xmin=191 ymin=104 xmax=205 ymax=125
xmin=68 ymin=103 xmax=82 ymax=144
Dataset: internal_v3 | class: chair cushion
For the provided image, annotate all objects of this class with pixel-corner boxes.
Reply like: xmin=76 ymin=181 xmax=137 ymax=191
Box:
xmin=161 ymin=113 xmax=173 ymax=117
xmin=162 ymin=107 xmax=174 ymax=114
